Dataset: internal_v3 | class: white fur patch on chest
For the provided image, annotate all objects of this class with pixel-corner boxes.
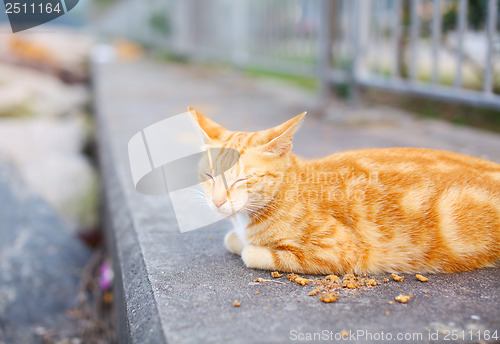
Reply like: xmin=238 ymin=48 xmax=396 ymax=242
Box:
xmin=232 ymin=213 xmax=250 ymax=244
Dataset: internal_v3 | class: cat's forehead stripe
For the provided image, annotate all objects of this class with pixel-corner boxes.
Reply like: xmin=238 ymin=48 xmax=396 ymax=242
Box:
xmin=211 ymin=148 xmax=240 ymax=170
xmin=221 ymin=131 xmax=259 ymax=148
xmin=244 ymin=132 xmax=259 ymax=145
xmin=225 ymin=131 xmax=238 ymax=141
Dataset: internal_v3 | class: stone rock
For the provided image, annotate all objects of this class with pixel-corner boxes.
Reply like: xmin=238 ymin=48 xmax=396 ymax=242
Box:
xmin=0 ymin=63 xmax=88 ymax=119
xmin=0 ymin=158 xmax=90 ymax=343
xmin=0 ymin=118 xmax=98 ymax=228
xmin=0 ymin=25 xmax=93 ymax=83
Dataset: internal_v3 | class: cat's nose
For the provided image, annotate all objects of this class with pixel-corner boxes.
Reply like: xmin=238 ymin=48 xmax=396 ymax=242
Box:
xmin=212 ymin=198 xmax=227 ymax=208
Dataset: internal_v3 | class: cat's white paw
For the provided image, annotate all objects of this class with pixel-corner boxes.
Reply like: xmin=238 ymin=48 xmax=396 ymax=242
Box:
xmin=242 ymin=245 xmax=276 ymax=270
xmin=224 ymin=231 xmax=244 ymax=255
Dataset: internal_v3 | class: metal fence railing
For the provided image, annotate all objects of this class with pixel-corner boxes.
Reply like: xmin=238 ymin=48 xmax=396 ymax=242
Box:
xmin=116 ymin=0 xmax=500 ymax=109
xmin=343 ymin=0 xmax=500 ymax=109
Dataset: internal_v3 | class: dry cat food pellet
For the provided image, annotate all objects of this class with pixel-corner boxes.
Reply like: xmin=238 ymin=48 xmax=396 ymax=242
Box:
xmin=391 ymin=273 xmax=404 ymax=282
xmin=325 ymin=275 xmax=341 ymax=282
xmin=271 ymin=271 xmax=283 ymax=278
xmin=365 ymin=279 xmax=377 ymax=286
xmin=395 ymin=294 xmax=413 ymax=303
xmin=386 ymin=311 xmax=390 ymax=316
xmin=342 ymin=274 xmax=358 ymax=288
xmin=383 ymin=278 xmax=390 ymax=283
xmin=343 ymin=273 xmax=355 ymax=280
xmin=233 ymin=300 xmax=241 ymax=307
xmin=416 ymin=274 xmax=429 ymax=282
xmin=290 ymin=273 xmax=391 ymax=303
xmin=388 ymin=301 xmax=394 ymax=305
xmin=340 ymin=330 xmax=350 ymax=338
xmin=308 ymin=287 xmax=324 ymax=296
xmin=288 ymin=273 xmax=310 ymax=285
xmin=295 ymin=277 xmax=310 ymax=285
xmin=254 ymin=291 xmax=259 ymax=295
xmin=319 ymin=293 xmax=339 ymax=303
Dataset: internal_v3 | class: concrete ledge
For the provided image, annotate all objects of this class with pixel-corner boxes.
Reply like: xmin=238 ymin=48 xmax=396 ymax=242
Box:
xmin=94 ymin=59 xmax=500 ymax=344
xmin=94 ymin=68 xmax=166 ymax=344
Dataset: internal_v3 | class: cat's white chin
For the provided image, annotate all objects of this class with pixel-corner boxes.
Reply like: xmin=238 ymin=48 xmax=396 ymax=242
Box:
xmin=208 ymin=203 xmax=241 ymax=217
xmin=215 ymin=209 xmax=234 ymax=217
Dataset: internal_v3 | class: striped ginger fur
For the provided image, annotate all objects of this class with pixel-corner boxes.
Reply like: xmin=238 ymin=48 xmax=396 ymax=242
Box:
xmin=190 ymin=108 xmax=500 ymax=274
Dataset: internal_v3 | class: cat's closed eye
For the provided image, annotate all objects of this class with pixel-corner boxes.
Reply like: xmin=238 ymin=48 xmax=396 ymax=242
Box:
xmin=230 ymin=178 xmax=248 ymax=188
xmin=203 ymin=172 xmax=214 ymax=181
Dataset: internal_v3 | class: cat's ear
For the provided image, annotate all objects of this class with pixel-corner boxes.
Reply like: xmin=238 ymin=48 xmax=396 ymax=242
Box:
xmin=261 ymin=112 xmax=306 ymax=157
xmin=188 ymin=107 xmax=229 ymax=141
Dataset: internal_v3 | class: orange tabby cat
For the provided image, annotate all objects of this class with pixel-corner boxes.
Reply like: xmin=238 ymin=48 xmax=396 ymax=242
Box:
xmin=190 ymin=108 xmax=500 ymax=274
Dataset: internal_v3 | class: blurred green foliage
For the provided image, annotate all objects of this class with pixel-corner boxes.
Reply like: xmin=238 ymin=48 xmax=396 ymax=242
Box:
xmin=0 ymin=101 xmax=32 ymax=118
xmin=368 ymin=89 xmax=500 ymax=133
xmin=244 ymin=67 xmax=318 ymax=91
xmin=149 ymin=12 xmax=171 ymax=35
xmin=442 ymin=0 xmax=499 ymax=32
xmin=90 ymin=0 xmax=116 ymax=9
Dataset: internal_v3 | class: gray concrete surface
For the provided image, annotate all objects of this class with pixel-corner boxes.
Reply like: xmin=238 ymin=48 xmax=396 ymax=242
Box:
xmin=0 ymin=158 xmax=90 ymax=343
xmin=94 ymin=59 xmax=500 ymax=344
